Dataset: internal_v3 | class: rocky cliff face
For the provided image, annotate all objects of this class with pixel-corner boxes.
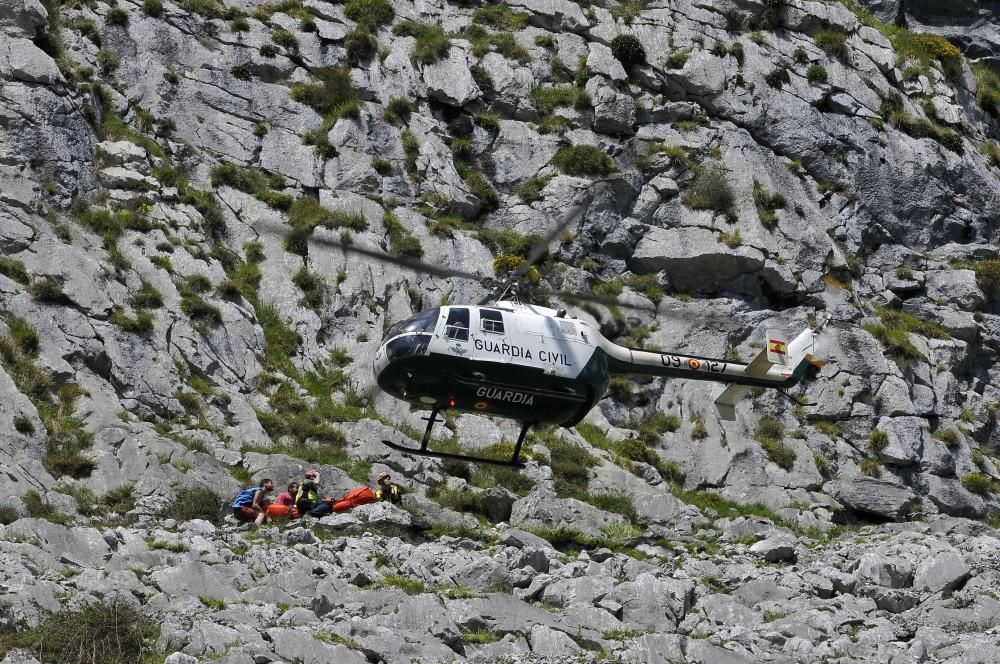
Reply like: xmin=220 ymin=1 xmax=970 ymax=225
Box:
xmin=2 ymin=0 xmax=1000 ymax=662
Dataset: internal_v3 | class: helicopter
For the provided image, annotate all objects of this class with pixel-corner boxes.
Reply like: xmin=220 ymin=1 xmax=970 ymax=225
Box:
xmin=258 ymin=192 xmax=828 ymax=468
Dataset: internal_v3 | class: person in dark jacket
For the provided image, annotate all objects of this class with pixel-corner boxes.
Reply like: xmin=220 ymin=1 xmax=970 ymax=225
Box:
xmin=295 ymin=470 xmax=321 ymax=514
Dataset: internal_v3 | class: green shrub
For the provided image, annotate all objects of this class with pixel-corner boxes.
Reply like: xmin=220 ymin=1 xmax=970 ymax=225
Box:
xmin=664 ymin=49 xmax=690 ymax=69
xmin=290 ymin=66 xmax=357 ymax=117
xmin=755 ymin=417 xmax=796 ymax=470
xmin=813 ymin=28 xmax=848 ymax=59
xmin=682 ymin=164 xmax=736 ymax=219
xmin=344 ymin=0 xmax=394 ymax=31
xmin=805 ymin=63 xmax=827 ymax=85
xmin=22 ymin=490 xmax=66 ymax=523
xmin=532 ymin=85 xmax=585 ymax=115
xmin=473 ymin=5 xmax=530 ymax=31
xmin=893 ymin=32 xmax=963 ymax=81
xmin=610 ymin=34 xmax=646 ymax=67
xmin=973 ymin=64 xmax=1000 ymax=117
xmin=28 ymin=276 xmax=68 ymax=303
xmin=110 ymin=308 xmax=154 ymax=335
xmin=14 ymin=414 xmax=34 ymax=434
xmin=0 ymin=257 xmax=30 ymax=285
xmin=859 ymin=457 xmax=881 ymax=477
xmin=551 ymin=145 xmax=616 ymax=175
xmin=106 ymin=7 xmax=129 ymax=26
xmin=384 ymin=97 xmax=413 ymax=125
xmin=457 ymin=166 xmax=499 ymax=210
xmin=607 ymin=376 xmax=633 ymax=400
xmin=753 ymin=179 xmax=786 ymax=228
xmin=142 ymin=0 xmax=162 ymax=17
xmin=473 ymin=111 xmax=500 ymax=132
xmin=163 ymin=487 xmax=226 ymax=524
xmin=292 ymin=265 xmax=326 ymax=312
xmin=961 ymin=472 xmax=993 ymax=495
xmin=933 ymin=428 xmax=961 ymax=447
xmin=345 ymin=28 xmax=377 ymax=62
xmin=869 ymin=429 xmax=889 ymax=453
xmin=132 ymin=279 xmax=163 ymax=309
xmin=285 ymin=197 xmax=368 ymax=255
xmin=393 ymin=20 xmax=451 ymax=64
xmin=515 ymin=176 xmax=552 ymax=203
xmin=272 ymin=28 xmax=298 ymax=52
xmin=0 ymin=596 xmax=159 ymax=664
xmin=973 ymin=259 xmax=1000 ymax=297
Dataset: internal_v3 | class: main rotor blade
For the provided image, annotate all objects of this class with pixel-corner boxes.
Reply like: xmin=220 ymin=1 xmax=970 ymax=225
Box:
xmin=514 ymin=189 xmax=596 ymax=277
xmin=252 ymin=220 xmax=487 ymax=282
xmin=551 ymin=289 xmax=657 ymax=312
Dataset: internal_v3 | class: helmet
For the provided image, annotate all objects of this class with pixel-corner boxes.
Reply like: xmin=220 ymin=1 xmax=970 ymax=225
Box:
xmin=377 ymin=472 xmax=390 ymax=482
xmin=305 ymin=469 xmax=319 ymax=479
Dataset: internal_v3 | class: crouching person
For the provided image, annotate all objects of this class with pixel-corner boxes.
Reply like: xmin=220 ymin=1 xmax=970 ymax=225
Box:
xmin=233 ymin=478 xmax=273 ymax=525
xmin=265 ymin=482 xmax=300 ymax=520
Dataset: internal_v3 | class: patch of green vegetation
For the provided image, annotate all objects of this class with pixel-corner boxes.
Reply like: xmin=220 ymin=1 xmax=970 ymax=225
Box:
xmin=461 ymin=628 xmax=499 ymax=644
xmin=532 ymin=85 xmax=589 ymax=115
xmin=290 ymin=65 xmax=359 ymax=128
xmin=813 ymin=28 xmax=848 ymax=59
xmin=859 ymin=457 xmax=881 ymax=477
xmin=382 ymin=212 xmax=423 ymax=258
xmin=973 ymin=64 xmax=1000 ymax=117
xmin=343 ymin=0 xmax=393 ymax=31
xmin=550 ymin=145 xmax=617 ymax=175
xmin=150 ymin=539 xmax=190 ymax=553
xmin=22 ymin=489 xmax=70 ymax=525
xmin=933 ymin=427 xmax=961 ymax=448
xmin=868 ymin=429 xmax=888 ymax=453
xmin=880 ymin=93 xmax=963 ymax=154
xmin=384 ymin=96 xmax=413 ymax=124
xmin=0 ymin=257 xmax=30 ymax=285
xmin=393 ymin=20 xmax=451 ymax=64
xmin=372 ymin=574 xmax=425 ymax=594
xmin=610 ymin=33 xmax=645 ymax=67
xmin=473 ymin=5 xmax=529 ymax=31
xmin=0 ymin=596 xmax=160 ymax=664
xmin=533 ymin=429 xmax=598 ymax=498
xmin=455 ymin=163 xmax=499 ymax=211
xmin=718 ymin=228 xmax=742 ymax=248
xmin=962 ymin=472 xmax=994 ymax=495
xmin=1 ymin=316 xmax=95 ymax=479
xmin=292 ymin=265 xmax=326 ymax=312
xmin=861 ymin=304 xmax=949 ymax=361
xmin=682 ymin=164 xmax=736 ymax=220
xmin=607 ymin=376 xmax=634 ymax=400
xmin=285 ymin=197 xmax=368 ymax=255
xmin=755 ymin=416 xmax=796 ymax=470
xmin=892 ymin=32 xmax=963 ymax=81
xmin=753 ymin=179 xmax=786 ymax=229
xmin=514 ymin=176 xmax=553 ymax=203
xmin=473 ymin=111 xmax=500 ymax=132
xmin=805 ymin=63 xmax=828 ymax=85
xmin=462 ymin=25 xmax=532 ymax=64
xmin=109 ymin=308 xmax=154 ymax=335
xmin=161 ymin=487 xmax=226 ymax=525
xmin=210 ymin=163 xmax=290 ymax=210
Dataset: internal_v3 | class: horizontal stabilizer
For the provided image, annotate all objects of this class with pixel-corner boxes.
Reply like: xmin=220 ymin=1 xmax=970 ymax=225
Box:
xmin=714 ymin=383 xmax=752 ymax=421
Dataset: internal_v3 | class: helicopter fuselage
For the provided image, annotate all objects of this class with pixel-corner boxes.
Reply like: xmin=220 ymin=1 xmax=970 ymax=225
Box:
xmin=373 ymin=301 xmax=823 ymax=429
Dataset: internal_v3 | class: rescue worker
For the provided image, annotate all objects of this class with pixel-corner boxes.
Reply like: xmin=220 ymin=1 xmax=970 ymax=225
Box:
xmin=232 ymin=478 xmax=273 ymax=525
xmin=295 ymin=470 xmax=321 ymax=515
xmin=375 ymin=472 xmax=402 ymax=504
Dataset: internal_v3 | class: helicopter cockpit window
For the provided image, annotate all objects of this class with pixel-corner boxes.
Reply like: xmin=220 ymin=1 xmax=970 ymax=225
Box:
xmin=444 ymin=308 xmax=470 ymax=341
xmin=384 ymin=308 xmax=440 ymax=341
xmin=480 ymin=309 xmax=505 ymax=335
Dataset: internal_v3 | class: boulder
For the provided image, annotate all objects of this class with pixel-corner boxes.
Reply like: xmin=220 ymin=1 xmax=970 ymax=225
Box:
xmin=511 ymin=492 xmax=626 ymax=537
xmin=422 ymin=46 xmax=481 ymax=107
xmin=854 ymin=553 xmax=913 ymax=589
xmin=630 ymin=226 xmax=765 ymax=293
xmin=826 ymin=478 xmax=920 ymax=521
xmin=913 ymin=550 xmax=971 ymax=593
xmin=508 ymin=0 xmax=589 ymax=32
xmin=749 ymin=535 xmax=797 ymax=562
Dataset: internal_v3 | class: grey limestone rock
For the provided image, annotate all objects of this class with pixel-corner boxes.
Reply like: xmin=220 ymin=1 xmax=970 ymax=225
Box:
xmin=422 ymin=46 xmax=481 ymax=107
xmin=827 ymin=478 xmax=921 ymax=521
xmin=913 ymin=550 xmax=971 ymax=593
xmin=508 ymin=0 xmax=589 ymax=32
xmin=749 ymin=535 xmax=798 ymax=562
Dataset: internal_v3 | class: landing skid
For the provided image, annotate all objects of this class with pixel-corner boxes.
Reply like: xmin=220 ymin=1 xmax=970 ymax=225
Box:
xmin=381 ymin=408 xmax=529 ymax=468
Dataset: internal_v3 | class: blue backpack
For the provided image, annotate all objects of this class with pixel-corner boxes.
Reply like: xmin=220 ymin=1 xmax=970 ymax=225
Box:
xmin=232 ymin=487 xmax=257 ymax=508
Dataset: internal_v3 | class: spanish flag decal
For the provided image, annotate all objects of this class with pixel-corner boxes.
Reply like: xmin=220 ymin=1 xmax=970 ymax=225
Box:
xmin=768 ymin=338 xmax=787 ymax=355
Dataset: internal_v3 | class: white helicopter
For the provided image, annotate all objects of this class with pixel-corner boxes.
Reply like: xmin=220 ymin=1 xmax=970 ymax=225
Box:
xmin=277 ymin=194 xmax=828 ymax=468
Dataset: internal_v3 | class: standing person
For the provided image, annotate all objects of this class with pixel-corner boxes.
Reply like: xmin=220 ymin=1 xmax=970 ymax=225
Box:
xmin=232 ymin=478 xmax=274 ymax=525
xmin=295 ymin=470 xmax=321 ymax=515
xmin=375 ymin=472 xmax=402 ymax=504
